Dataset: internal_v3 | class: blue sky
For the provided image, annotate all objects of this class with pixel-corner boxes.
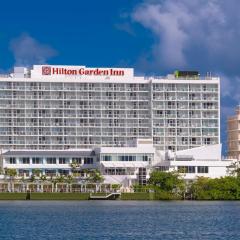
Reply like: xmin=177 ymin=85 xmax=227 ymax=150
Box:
xmin=0 ymin=0 xmax=238 ymax=154
xmin=0 ymin=0 xmax=144 ymax=69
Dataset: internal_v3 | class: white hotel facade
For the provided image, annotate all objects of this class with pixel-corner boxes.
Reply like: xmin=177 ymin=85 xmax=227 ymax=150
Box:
xmin=0 ymin=65 xmax=233 ymax=187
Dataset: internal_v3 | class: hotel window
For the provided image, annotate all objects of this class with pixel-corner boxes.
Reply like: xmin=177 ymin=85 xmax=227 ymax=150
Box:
xmin=128 ymin=156 xmax=136 ymax=161
xmin=197 ymin=166 xmax=209 ymax=173
xmin=58 ymin=169 xmax=69 ymax=176
xmin=118 ymin=155 xmax=127 ymax=161
xmin=21 ymin=158 xmax=30 ymax=164
xmin=59 ymin=158 xmax=69 ymax=164
xmin=116 ymin=168 xmax=126 ymax=175
xmin=32 ymin=157 xmax=42 ymax=164
xmin=46 ymin=158 xmax=56 ymax=164
xmin=72 ymin=158 xmax=81 ymax=164
xmin=143 ymin=155 xmax=149 ymax=161
xmin=9 ymin=157 xmax=16 ymax=164
xmin=45 ymin=169 xmax=56 ymax=176
xmin=18 ymin=169 xmax=30 ymax=177
xmin=178 ymin=166 xmax=195 ymax=173
xmin=103 ymin=155 xmax=112 ymax=161
xmin=204 ymin=138 xmax=211 ymax=145
xmin=118 ymin=155 xmax=137 ymax=161
xmin=84 ymin=158 xmax=93 ymax=164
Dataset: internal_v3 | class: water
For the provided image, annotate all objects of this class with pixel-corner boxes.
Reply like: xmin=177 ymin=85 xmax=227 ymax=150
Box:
xmin=0 ymin=201 xmax=239 ymax=240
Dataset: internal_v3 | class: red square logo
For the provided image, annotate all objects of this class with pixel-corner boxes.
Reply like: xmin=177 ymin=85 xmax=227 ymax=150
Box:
xmin=42 ymin=66 xmax=51 ymax=75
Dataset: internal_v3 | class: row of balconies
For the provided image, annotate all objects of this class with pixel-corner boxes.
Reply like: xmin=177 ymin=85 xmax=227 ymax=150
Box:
xmin=152 ymin=115 xmax=218 ymax=119
xmin=0 ymin=96 xmax=218 ymax=103
xmin=152 ymin=105 xmax=218 ymax=110
xmin=0 ymin=132 xmax=151 ymax=138
xmin=152 ymin=97 xmax=218 ymax=101
xmin=152 ymin=88 xmax=218 ymax=92
xmin=153 ymin=133 xmax=218 ymax=137
xmin=0 ymin=99 xmax=217 ymax=105
xmin=0 ymin=86 xmax=149 ymax=91
xmin=0 ymin=122 xmax=150 ymax=127
xmin=152 ymin=123 xmax=218 ymax=127
xmin=0 ymin=85 xmax=218 ymax=92
xmin=0 ymin=121 xmax=217 ymax=127
xmin=0 ymin=105 xmax=151 ymax=111
xmin=0 ymin=113 xmax=151 ymax=119
xmin=0 ymin=95 xmax=151 ymax=101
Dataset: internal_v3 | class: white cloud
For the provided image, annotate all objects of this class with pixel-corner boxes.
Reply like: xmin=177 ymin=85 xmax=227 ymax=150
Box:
xmin=132 ymin=0 xmax=240 ymax=73
xmin=10 ymin=33 xmax=57 ymax=66
xmin=133 ymin=1 xmax=190 ymax=68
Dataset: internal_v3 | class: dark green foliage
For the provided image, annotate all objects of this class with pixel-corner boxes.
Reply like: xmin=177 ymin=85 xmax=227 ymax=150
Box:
xmin=134 ymin=171 xmax=240 ymax=200
xmin=147 ymin=170 xmax=185 ymax=199
xmin=148 ymin=170 xmax=184 ymax=192
xmin=88 ymin=170 xmax=104 ymax=183
xmin=190 ymin=176 xmax=240 ymax=200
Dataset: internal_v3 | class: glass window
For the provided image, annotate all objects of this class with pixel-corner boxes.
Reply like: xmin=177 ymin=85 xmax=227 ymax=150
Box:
xmin=59 ymin=158 xmax=69 ymax=164
xmin=9 ymin=157 xmax=16 ymax=164
xmin=32 ymin=157 xmax=43 ymax=164
xmin=21 ymin=158 xmax=30 ymax=164
xmin=143 ymin=156 xmax=148 ymax=161
xmin=72 ymin=158 xmax=81 ymax=164
xmin=118 ymin=156 xmax=124 ymax=161
xmin=197 ymin=166 xmax=209 ymax=173
xmin=188 ymin=166 xmax=195 ymax=173
xmin=58 ymin=169 xmax=69 ymax=175
xmin=178 ymin=166 xmax=195 ymax=173
xmin=18 ymin=169 xmax=30 ymax=177
xmin=84 ymin=158 xmax=93 ymax=164
xmin=45 ymin=169 xmax=56 ymax=176
xmin=103 ymin=155 xmax=112 ymax=161
xmin=46 ymin=158 xmax=56 ymax=164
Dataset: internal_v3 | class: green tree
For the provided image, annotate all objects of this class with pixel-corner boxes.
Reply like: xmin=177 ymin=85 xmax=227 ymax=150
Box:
xmin=40 ymin=175 xmax=47 ymax=181
xmin=88 ymin=169 xmax=104 ymax=184
xmin=148 ymin=170 xmax=184 ymax=193
xmin=65 ymin=175 xmax=74 ymax=184
xmin=189 ymin=176 xmax=240 ymax=200
xmin=4 ymin=168 xmax=17 ymax=179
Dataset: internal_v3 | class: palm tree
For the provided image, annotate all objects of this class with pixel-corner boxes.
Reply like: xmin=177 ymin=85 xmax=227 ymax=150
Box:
xmin=4 ymin=168 xmax=17 ymax=192
xmin=31 ymin=169 xmax=43 ymax=192
xmin=39 ymin=175 xmax=48 ymax=192
xmin=88 ymin=169 xmax=104 ymax=192
xmin=70 ymin=160 xmax=81 ymax=177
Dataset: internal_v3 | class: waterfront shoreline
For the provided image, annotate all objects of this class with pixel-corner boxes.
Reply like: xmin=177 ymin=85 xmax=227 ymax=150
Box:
xmin=0 ymin=192 xmax=239 ymax=201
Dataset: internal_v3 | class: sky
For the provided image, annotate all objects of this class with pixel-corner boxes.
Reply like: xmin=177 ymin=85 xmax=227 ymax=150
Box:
xmin=0 ymin=0 xmax=239 ymax=154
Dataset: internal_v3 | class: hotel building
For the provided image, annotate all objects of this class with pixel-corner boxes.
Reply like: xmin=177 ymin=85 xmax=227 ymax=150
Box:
xmin=1 ymin=139 xmax=233 ymax=189
xmin=0 ymin=65 xmax=229 ymax=188
xmin=0 ymin=65 xmax=220 ymax=152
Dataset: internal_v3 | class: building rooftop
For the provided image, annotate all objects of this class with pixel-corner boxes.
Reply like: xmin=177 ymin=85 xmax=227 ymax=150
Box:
xmin=0 ymin=65 xmax=219 ymax=81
